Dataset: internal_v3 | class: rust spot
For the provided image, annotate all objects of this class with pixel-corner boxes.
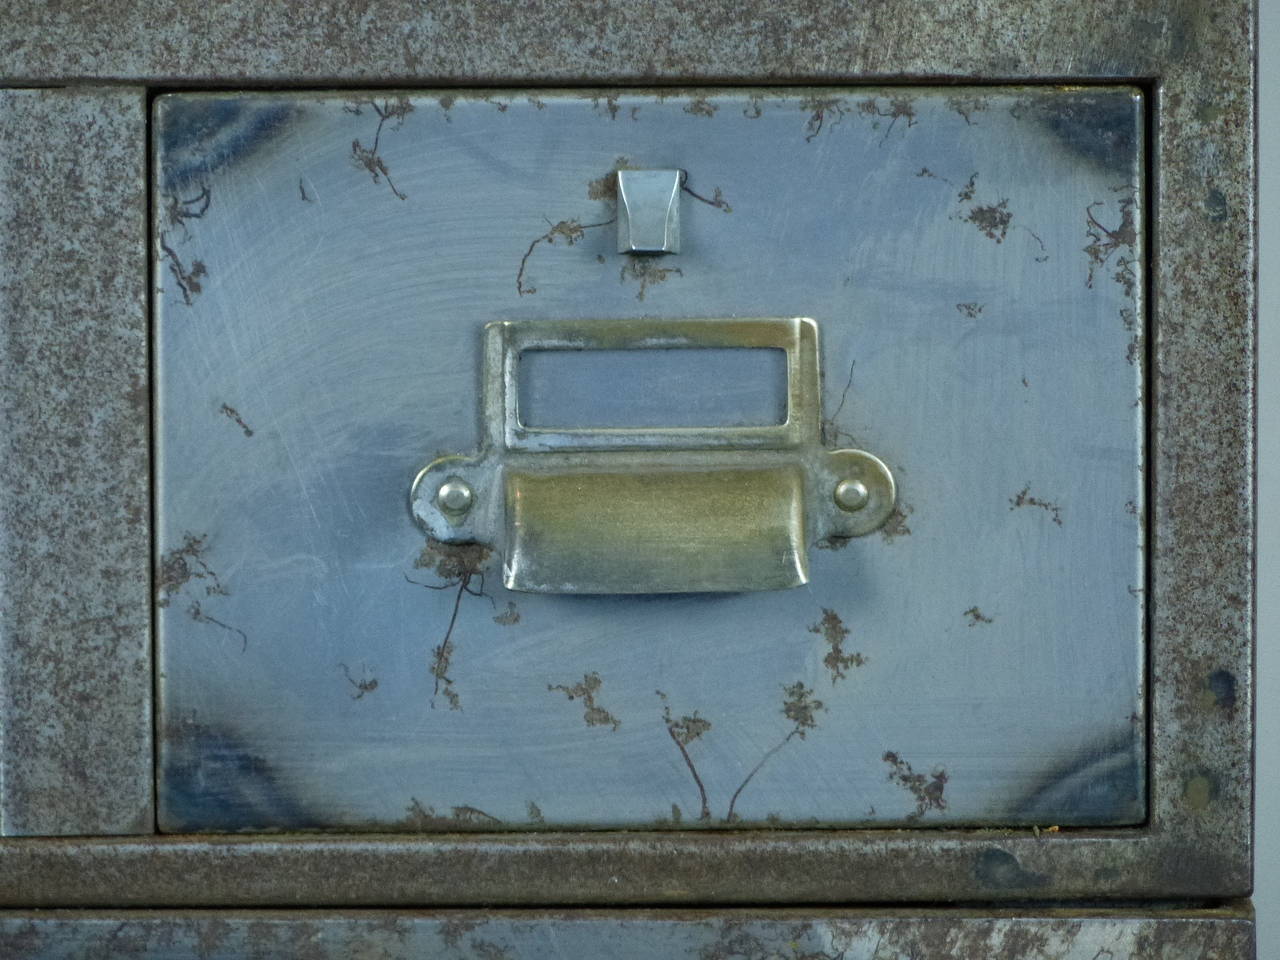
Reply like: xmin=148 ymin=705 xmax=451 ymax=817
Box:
xmin=947 ymin=95 xmax=991 ymax=125
xmin=1084 ymin=186 xmax=1138 ymax=297
xmin=781 ymin=681 xmax=823 ymax=731
xmin=345 ymin=98 xmax=413 ymax=200
xmin=186 ymin=599 xmax=247 ymax=652
xmin=1126 ymin=333 xmax=1143 ymax=366
xmin=219 ymin=403 xmax=253 ymax=437
xmin=1010 ymin=486 xmax=1063 ymax=526
xmin=808 ymin=608 xmax=866 ymax=683
xmin=963 ymin=606 xmax=993 ymax=626
xmin=880 ymin=503 xmax=914 ymax=542
xmin=492 ymin=601 xmax=520 ymax=626
xmin=453 ymin=805 xmax=502 ymax=824
xmin=157 ymin=532 xmax=226 ymax=607
xmin=883 ymin=751 xmax=947 ymax=820
xmin=967 ymin=200 xmax=1013 ymax=243
xmin=406 ymin=538 xmax=494 ymax=710
xmin=620 ymin=256 xmax=683 ymax=300
xmin=800 ymin=96 xmax=847 ymax=142
xmin=726 ymin=683 xmax=827 ymax=823
xmin=680 ymin=171 xmax=733 ymax=213
xmin=415 ymin=538 xmax=490 ymax=585
xmin=158 ymin=533 xmax=248 ymax=650
xmin=820 ymin=356 xmax=857 ymax=447
xmin=399 ymin=798 xmax=501 ymax=829
xmin=517 ymin=217 xmax=614 ymax=296
xmin=157 ymin=184 xmax=212 ymax=309
xmin=819 ymin=500 xmax=912 ymax=549
xmin=338 ymin=661 xmax=378 ymax=699
xmin=586 ymin=157 xmax=634 ymax=202
xmin=920 ymin=169 xmax=1047 ymax=257
xmin=664 ymin=708 xmax=711 ymax=745
xmin=857 ymin=96 xmax=917 ymax=144
xmin=684 ymin=96 xmax=717 ymax=117
xmin=548 ymin=672 xmax=621 ymax=731
xmin=658 ymin=690 xmax=712 ymax=821
xmin=587 ymin=173 xmax=615 ymax=201
xmin=163 ymin=183 xmax=210 ymax=234
xmin=592 ymin=95 xmax=620 ymax=120
xmin=426 ymin=632 xmax=458 ymax=708
xmin=159 ymin=238 xmax=207 ymax=306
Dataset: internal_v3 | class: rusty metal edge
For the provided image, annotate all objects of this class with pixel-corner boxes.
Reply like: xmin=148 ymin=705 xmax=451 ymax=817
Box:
xmin=6 ymin=905 xmax=1249 ymax=919
xmin=0 ymin=905 xmax=1256 ymax=958
xmin=0 ymin=0 xmax=1255 ymax=87
xmin=0 ymin=830 xmax=1244 ymax=906
xmin=0 ymin=0 xmax=1256 ymax=906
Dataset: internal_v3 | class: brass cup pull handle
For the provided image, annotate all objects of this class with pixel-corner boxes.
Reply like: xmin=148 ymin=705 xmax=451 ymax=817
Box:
xmin=410 ymin=317 xmax=895 ymax=594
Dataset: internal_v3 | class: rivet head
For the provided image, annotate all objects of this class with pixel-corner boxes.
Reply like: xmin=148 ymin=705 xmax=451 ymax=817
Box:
xmin=437 ymin=478 xmax=474 ymax=514
xmin=834 ymin=478 xmax=870 ymax=513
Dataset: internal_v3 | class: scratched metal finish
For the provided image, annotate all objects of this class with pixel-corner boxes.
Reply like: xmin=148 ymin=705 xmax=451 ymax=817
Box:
xmin=154 ymin=89 xmax=1145 ymax=832
xmin=0 ymin=908 xmax=1255 ymax=958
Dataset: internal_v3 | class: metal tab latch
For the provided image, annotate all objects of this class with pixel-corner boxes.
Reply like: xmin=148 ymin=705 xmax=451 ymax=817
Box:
xmin=616 ymin=169 xmax=682 ymax=254
xmin=410 ymin=318 xmax=895 ymax=594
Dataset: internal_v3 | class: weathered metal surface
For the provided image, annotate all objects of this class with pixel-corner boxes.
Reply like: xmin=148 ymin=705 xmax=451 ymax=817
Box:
xmin=0 ymin=828 xmax=1248 ymax=905
xmin=0 ymin=907 xmax=1256 ymax=958
xmin=0 ymin=0 xmax=1254 ymax=915
xmin=0 ymin=1 xmax=1245 ymax=85
xmin=1147 ymin=7 xmax=1258 ymax=902
xmin=0 ymin=88 xmax=152 ymax=836
xmin=153 ymin=89 xmax=1144 ymax=832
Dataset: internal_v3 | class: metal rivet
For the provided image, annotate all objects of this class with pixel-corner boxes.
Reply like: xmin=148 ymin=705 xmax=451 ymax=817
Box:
xmin=437 ymin=478 xmax=474 ymax=514
xmin=834 ymin=478 xmax=870 ymax=512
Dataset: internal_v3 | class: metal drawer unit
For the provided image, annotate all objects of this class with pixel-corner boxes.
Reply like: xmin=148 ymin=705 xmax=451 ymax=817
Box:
xmin=0 ymin=2 xmax=1256 ymax=956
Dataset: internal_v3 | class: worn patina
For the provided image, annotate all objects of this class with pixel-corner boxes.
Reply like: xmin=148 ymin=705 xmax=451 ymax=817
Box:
xmin=0 ymin=2 xmax=1255 ymax=949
